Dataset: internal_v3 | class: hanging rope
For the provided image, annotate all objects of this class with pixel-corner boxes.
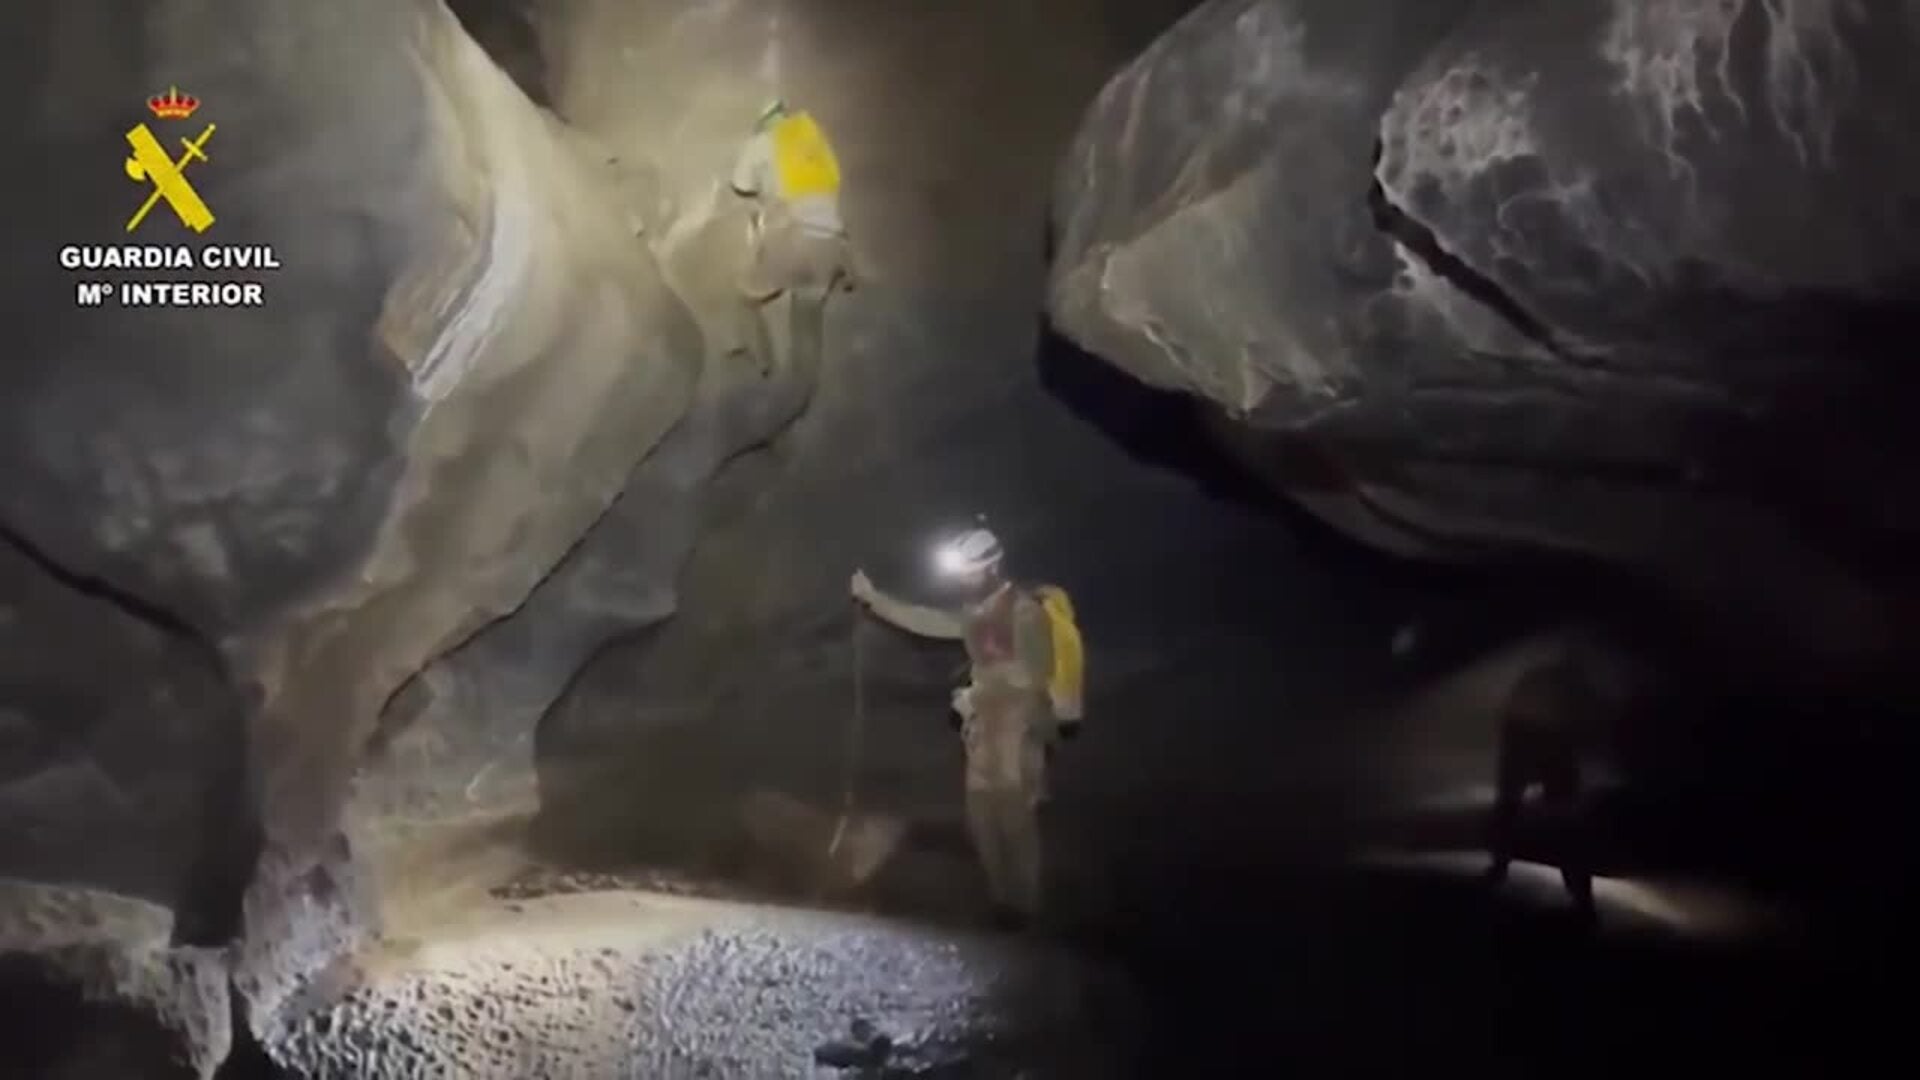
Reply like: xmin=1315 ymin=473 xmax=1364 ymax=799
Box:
xmin=822 ymin=613 xmax=866 ymax=897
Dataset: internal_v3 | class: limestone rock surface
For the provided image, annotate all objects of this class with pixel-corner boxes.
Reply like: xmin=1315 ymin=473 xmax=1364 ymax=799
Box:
xmin=1048 ymin=0 xmax=1920 ymax=691
xmin=6 ymin=0 xmax=701 ymax=1063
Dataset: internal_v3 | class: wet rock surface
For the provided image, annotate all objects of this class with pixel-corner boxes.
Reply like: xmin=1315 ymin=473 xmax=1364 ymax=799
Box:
xmin=1048 ymin=0 xmax=1920 ymax=691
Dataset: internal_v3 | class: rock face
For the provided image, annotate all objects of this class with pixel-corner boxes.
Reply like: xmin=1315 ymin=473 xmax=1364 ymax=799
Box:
xmin=0 ymin=882 xmax=231 ymax=1080
xmin=6 ymin=0 xmax=700 ymax=1070
xmin=8 ymin=0 xmax=1653 ymax=1073
xmin=1048 ymin=0 xmax=1920 ymax=692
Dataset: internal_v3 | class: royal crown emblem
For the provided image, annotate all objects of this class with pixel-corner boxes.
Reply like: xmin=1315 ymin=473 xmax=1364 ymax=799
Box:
xmin=147 ymin=86 xmax=200 ymax=120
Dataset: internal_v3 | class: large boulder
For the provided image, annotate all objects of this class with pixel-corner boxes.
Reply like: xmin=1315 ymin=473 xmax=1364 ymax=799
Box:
xmin=1048 ymin=0 xmax=1920 ymax=692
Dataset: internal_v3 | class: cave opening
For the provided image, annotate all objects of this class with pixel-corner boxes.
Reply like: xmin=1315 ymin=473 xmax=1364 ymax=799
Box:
xmin=6 ymin=0 xmax=1920 ymax=1076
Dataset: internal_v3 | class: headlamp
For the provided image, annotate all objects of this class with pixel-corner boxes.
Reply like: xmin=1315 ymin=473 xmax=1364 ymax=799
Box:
xmin=933 ymin=542 xmax=971 ymax=577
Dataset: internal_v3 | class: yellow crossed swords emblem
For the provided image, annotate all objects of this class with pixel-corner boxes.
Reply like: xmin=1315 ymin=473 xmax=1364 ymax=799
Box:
xmin=125 ymin=121 xmax=217 ymax=233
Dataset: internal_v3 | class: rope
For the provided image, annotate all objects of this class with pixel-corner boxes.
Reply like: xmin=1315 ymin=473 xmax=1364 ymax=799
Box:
xmin=822 ymin=614 xmax=865 ymax=894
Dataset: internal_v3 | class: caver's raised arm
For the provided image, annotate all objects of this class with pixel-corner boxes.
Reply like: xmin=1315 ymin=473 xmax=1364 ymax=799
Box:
xmin=853 ymin=571 xmax=965 ymax=640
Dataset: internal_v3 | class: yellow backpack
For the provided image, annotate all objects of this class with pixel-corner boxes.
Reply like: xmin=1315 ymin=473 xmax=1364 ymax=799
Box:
xmin=1033 ymin=586 xmax=1084 ymax=722
xmin=769 ymin=111 xmax=842 ymax=200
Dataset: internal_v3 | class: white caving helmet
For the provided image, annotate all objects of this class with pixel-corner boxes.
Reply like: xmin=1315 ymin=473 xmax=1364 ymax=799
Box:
xmin=934 ymin=526 xmax=1003 ymax=579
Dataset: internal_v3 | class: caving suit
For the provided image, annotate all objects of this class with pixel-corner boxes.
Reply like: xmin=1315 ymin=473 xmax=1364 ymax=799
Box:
xmin=729 ymin=110 xmax=854 ymax=305
xmin=863 ymin=581 xmax=1056 ymax=919
xmin=1488 ymin=656 xmax=1597 ymax=917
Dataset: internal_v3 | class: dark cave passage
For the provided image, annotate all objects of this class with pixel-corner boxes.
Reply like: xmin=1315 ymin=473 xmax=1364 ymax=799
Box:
xmin=6 ymin=0 xmax=1920 ymax=1077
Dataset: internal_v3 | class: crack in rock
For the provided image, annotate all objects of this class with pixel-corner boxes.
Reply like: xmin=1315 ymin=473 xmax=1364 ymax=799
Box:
xmin=1364 ymin=140 xmax=1575 ymax=362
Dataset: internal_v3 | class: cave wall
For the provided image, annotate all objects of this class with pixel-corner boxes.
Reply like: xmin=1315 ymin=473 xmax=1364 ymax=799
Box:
xmin=349 ymin=167 xmax=827 ymax=922
xmin=6 ymin=0 xmax=703 ymax=1069
xmin=1047 ymin=0 xmax=1920 ymax=694
xmin=4 ymin=0 xmax=1499 ymax=960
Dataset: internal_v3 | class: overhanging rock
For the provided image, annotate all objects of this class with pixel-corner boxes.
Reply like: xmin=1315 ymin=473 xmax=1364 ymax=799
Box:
xmin=1048 ymin=0 xmax=1920 ymax=686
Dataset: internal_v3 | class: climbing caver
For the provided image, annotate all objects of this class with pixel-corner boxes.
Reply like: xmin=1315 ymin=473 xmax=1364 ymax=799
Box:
xmin=850 ymin=526 xmax=1083 ymax=927
xmin=1485 ymin=635 xmax=1604 ymax=923
xmin=729 ymin=99 xmax=855 ymax=373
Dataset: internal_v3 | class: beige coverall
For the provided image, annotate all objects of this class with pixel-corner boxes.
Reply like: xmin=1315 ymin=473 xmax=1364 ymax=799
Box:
xmin=861 ymin=582 xmax=1055 ymax=918
xmin=729 ymin=126 xmax=853 ymax=304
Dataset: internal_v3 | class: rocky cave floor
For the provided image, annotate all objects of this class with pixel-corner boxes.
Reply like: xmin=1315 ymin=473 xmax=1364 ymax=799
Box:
xmin=10 ymin=828 xmax=1909 ymax=1078
xmin=197 ymin=817 xmax=1902 ymax=1080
